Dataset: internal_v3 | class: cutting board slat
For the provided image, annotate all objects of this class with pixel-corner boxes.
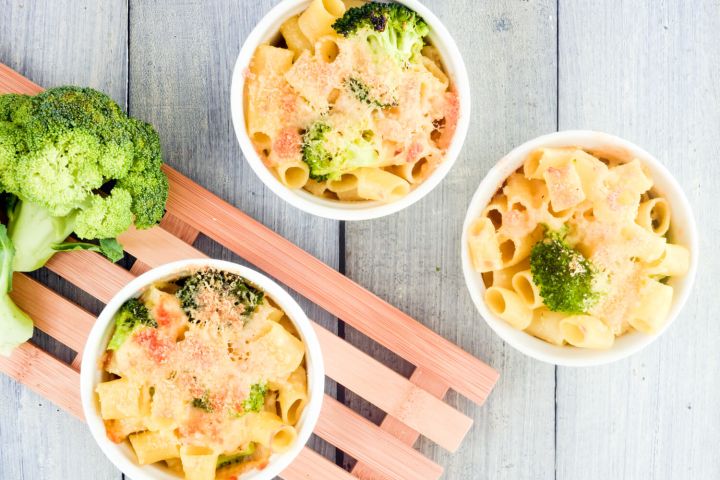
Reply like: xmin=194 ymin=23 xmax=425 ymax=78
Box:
xmin=0 ymin=63 xmax=498 ymax=478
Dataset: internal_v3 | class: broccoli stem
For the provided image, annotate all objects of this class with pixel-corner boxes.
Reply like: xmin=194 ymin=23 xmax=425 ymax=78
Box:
xmin=7 ymin=199 xmax=76 ymax=272
xmin=0 ymin=224 xmax=33 ymax=356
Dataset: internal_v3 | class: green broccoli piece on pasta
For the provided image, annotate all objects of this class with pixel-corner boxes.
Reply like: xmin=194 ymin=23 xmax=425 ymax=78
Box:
xmin=530 ymin=229 xmax=601 ymax=314
xmin=332 ymin=2 xmax=429 ymax=66
xmin=301 ymin=121 xmax=377 ymax=181
xmin=191 ymin=391 xmax=213 ymax=412
xmin=344 ymin=77 xmax=397 ymax=108
xmin=217 ymin=443 xmax=256 ymax=468
xmin=241 ymin=382 xmax=268 ymax=414
xmin=176 ymin=268 xmax=264 ymax=322
xmin=107 ymin=298 xmax=156 ymax=351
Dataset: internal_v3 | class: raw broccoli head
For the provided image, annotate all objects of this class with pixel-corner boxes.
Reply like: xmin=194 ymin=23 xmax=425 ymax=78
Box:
xmin=0 ymin=95 xmax=32 ymax=193
xmin=107 ymin=297 xmax=156 ymax=351
xmin=530 ymin=230 xmax=601 ymax=314
xmin=0 ymin=87 xmax=165 ymax=219
xmin=332 ymin=2 xmax=429 ymax=66
xmin=0 ymin=87 xmax=169 ymax=271
xmin=301 ymin=121 xmax=378 ymax=181
xmin=176 ymin=268 xmax=265 ymax=322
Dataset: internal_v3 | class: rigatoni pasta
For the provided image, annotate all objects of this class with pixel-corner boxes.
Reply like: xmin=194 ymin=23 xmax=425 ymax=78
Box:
xmin=468 ymin=147 xmax=690 ymax=349
xmin=95 ymin=268 xmax=309 ymax=479
xmin=244 ymin=1 xmax=459 ymax=203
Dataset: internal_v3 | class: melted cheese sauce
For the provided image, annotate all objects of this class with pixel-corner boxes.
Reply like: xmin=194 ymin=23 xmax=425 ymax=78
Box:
xmin=246 ymin=16 xmax=458 ymax=197
xmin=473 ymin=147 xmax=689 ymax=346
xmin=103 ymin=280 xmax=306 ymax=455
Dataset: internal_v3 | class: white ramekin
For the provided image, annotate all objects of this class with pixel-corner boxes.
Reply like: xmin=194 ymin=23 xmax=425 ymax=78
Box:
xmin=80 ymin=259 xmax=325 ymax=480
xmin=230 ymin=0 xmax=470 ymax=220
xmin=461 ymin=131 xmax=699 ymax=367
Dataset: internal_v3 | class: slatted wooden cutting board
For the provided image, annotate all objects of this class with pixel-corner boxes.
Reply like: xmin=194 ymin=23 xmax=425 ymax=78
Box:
xmin=0 ymin=64 xmax=499 ymax=480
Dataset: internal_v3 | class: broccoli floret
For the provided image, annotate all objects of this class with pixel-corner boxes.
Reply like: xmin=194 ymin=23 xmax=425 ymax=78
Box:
xmin=0 ymin=86 xmax=169 ymax=272
xmin=217 ymin=443 xmax=256 ymax=468
xmin=0 ymin=94 xmax=31 ymax=122
xmin=117 ymin=118 xmax=168 ymax=229
xmin=0 ymin=224 xmax=33 ymax=356
xmin=241 ymin=382 xmax=268 ymax=414
xmin=301 ymin=121 xmax=378 ymax=181
xmin=176 ymin=268 xmax=264 ymax=322
xmin=107 ymin=298 xmax=156 ymax=351
xmin=344 ymin=77 xmax=397 ymax=108
xmin=530 ymin=230 xmax=601 ymax=314
xmin=332 ymin=2 xmax=429 ymax=66
xmin=73 ymin=188 xmax=134 ymax=240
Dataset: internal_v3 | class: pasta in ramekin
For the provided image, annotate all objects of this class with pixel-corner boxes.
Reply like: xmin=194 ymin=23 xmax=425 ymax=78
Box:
xmin=467 ymin=147 xmax=690 ymax=350
xmin=82 ymin=260 xmax=324 ymax=480
xmin=243 ymin=0 xmax=459 ymax=204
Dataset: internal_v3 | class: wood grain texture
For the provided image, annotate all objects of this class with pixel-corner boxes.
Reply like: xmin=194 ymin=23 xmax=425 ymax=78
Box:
xmin=280 ymin=448 xmax=357 ymax=480
xmin=555 ymin=2 xmax=720 ymax=479
xmin=162 ymin=166 xmax=498 ymax=404
xmin=352 ymin=368 xmax=450 ymax=479
xmin=0 ymin=0 xmax=126 ymax=478
xmin=315 ymin=397 xmax=443 ymax=480
xmin=11 ymin=274 xmax=95 ymax=353
xmin=3 ymin=0 xmax=719 ymax=479
xmin=50 ymin=220 xmax=477 ymax=456
xmin=4 ymin=269 xmax=448 ymax=480
xmin=126 ymin=0 xmax=341 ymax=464
xmin=344 ymin=0 xmax=559 ymax=477
xmin=313 ymin=323 xmax=472 ymax=452
xmin=0 ymin=342 xmax=351 ymax=480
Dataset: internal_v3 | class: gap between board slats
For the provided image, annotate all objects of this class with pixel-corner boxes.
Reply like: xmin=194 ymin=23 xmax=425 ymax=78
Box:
xmin=92 ymin=224 xmax=474 ymax=452
xmin=317 ymin=397 xmax=442 ymax=480
xmin=135 ymin=215 xmax=471 ymax=461
xmin=353 ymin=368 xmax=452 ymax=479
xmin=10 ymin=271 xmax=448 ymax=479
xmin=130 ymin=214 xmax=201 ymax=275
xmin=0 ymin=63 xmax=492 ymax=477
xmin=282 ymin=448 xmax=357 ymax=480
xmin=162 ymin=166 xmax=499 ymax=405
xmin=0 ymin=344 xmax=350 ymax=480
xmin=10 ymin=274 xmax=95 ymax=353
xmin=0 ymin=343 xmax=83 ymax=419
xmin=313 ymin=324 xmax=470 ymax=452
xmin=4 ymin=279 xmax=444 ymax=480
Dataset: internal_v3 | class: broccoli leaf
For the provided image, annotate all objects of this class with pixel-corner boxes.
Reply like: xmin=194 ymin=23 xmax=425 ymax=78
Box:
xmin=301 ymin=121 xmax=378 ymax=181
xmin=344 ymin=77 xmax=396 ymax=108
xmin=52 ymin=238 xmax=124 ymax=263
xmin=176 ymin=269 xmax=265 ymax=322
xmin=99 ymin=238 xmax=124 ymax=262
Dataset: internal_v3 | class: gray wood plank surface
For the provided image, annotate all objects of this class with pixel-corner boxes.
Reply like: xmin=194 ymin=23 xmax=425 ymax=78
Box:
xmin=343 ymin=1 xmax=558 ymax=478
xmin=1 ymin=0 xmax=719 ymax=479
xmin=127 ymin=0 xmax=340 ymax=465
xmin=555 ymin=1 xmax=720 ymax=479
xmin=0 ymin=0 xmax=127 ymax=478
